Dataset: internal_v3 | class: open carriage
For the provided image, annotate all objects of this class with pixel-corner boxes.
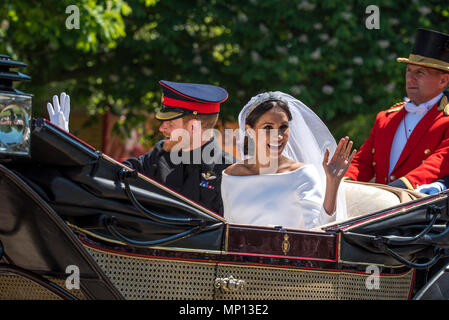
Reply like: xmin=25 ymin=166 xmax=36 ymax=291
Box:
xmin=1 ymin=55 xmax=449 ymax=301
xmin=1 ymin=117 xmax=449 ymax=300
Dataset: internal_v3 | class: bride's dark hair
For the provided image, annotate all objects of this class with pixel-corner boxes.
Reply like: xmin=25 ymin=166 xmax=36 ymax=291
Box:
xmin=243 ymin=99 xmax=292 ymax=155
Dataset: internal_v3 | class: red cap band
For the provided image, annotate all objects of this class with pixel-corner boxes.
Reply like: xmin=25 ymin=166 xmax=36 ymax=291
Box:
xmin=162 ymin=96 xmax=220 ymax=113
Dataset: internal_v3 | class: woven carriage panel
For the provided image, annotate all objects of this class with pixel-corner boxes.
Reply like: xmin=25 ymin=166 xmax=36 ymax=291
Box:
xmin=0 ymin=274 xmax=85 ymax=300
xmin=85 ymin=246 xmax=217 ymax=300
xmin=215 ymin=264 xmax=414 ymax=300
xmin=215 ymin=264 xmax=338 ymax=300
xmin=337 ymin=271 xmax=413 ymax=300
xmin=83 ymin=245 xmax=414 ymax=300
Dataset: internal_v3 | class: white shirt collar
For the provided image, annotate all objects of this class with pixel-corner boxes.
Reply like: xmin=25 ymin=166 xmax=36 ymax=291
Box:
xmin=404 ymin=92 xmax=444 ymax=115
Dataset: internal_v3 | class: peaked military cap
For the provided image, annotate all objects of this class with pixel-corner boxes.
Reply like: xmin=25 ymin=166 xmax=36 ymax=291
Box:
xmin=156 ymin=80 xmax=228 ymax=121
xmin=397 ymin=28 xmax=449 ymax=72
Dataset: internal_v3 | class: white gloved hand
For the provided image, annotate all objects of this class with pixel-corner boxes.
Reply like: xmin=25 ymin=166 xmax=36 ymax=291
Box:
xmin=47 ymin=92 xmax=70 ymax=132
xmin=415 ymin=181 xmax=446 ymax=195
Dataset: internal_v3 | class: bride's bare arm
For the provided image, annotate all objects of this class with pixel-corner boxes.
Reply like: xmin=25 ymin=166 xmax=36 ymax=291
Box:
xmin=322 ymin=137 xmax=356 ymax=215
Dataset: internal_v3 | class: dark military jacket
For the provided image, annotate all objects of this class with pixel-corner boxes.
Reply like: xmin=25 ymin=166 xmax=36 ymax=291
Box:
xmin=123 ymin=138 xmax=235 ymax=215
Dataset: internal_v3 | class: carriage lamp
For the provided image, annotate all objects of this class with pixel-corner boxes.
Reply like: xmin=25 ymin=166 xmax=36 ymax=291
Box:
xmin=0 ymin=54 xmax=32 ymax=157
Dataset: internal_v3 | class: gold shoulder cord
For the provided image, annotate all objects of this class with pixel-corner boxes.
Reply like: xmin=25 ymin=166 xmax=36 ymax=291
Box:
xmin=437 ymin=95 xmax=449 ymax=116
xmin=386 ymin=101 xmax=406 ymax=114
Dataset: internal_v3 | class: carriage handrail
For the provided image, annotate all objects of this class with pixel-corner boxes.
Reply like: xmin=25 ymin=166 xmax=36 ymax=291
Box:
xmin=382 ymin=246 xmax=448 ymax=270
xmin=103 ymin=215 xmax=222 ymax=247
xmin=118 ymin=168 xmax=206 ymax=226
xmin=378 ymin=205 xmax=443 ymax=246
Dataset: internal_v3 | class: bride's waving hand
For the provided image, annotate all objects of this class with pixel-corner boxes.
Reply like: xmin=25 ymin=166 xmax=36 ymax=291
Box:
xmin=322 ymin=137 xmax=356 ymax=215
xmin=323 ymin=137 xmax=356 ymax=181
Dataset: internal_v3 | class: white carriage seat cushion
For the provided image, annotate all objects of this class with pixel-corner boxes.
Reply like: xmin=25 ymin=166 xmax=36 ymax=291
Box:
xmin=343 ymin=180 xmax=426 ymax=218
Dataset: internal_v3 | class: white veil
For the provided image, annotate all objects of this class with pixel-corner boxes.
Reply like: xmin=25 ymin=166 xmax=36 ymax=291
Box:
xmin=236 ymin=91 xmax=347 ymax=222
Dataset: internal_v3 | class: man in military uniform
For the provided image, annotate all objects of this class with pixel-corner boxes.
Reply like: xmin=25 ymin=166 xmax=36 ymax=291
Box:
xmin=123 ymin=80 xmax=235 ymax=214
xmin=47 ymin=80 xmax=235 ymax=215
xmin=345 ymin=29 xmax=449 ymax=190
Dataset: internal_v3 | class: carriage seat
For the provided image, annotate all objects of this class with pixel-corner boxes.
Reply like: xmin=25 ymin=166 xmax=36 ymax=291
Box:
xmin=343 ymin=180 xmax=427 ymax=218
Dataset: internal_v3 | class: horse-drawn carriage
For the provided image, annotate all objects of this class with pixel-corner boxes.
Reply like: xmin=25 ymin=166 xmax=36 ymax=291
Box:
xmin=1 ymin=117 xmax=449 ymax=300
xmin=1 ymin=56 xmax=449 ymax=300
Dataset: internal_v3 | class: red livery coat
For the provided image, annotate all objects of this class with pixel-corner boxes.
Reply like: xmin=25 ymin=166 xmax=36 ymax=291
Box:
xmin=345 ymin=100 xmax=449 ymax=189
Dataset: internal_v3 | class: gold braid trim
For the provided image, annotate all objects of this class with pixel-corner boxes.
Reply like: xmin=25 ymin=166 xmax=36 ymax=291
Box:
xmin=397 ymin=54 xmax=449 ymax=72
xmin=399 ymin=177 xmax=414 ymax=191
xmin=386 ymin=101 xmax=406 ymax=113
xmin=437 ymin=95 xmax=449 ymax=116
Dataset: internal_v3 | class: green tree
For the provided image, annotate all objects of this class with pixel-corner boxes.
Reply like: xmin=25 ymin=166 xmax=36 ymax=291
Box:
xmin=1 ymin=0 xmax=447 ymax=148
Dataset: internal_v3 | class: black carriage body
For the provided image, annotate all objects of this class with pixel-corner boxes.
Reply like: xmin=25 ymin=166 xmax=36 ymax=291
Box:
xmin=0 ymin=119 xmax=448 ymax=300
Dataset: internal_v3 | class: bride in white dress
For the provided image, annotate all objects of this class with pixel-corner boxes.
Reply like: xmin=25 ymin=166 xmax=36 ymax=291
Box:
xmin=221 ymin=92 xmax=356 ymax=229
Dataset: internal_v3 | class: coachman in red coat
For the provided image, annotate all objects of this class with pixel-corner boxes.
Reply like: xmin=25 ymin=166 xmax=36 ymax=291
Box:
xmin=345 ymin=29 xmax=449 ymax=190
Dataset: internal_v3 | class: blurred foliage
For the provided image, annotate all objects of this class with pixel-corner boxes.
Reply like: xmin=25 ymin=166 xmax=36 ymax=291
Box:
xmin=0 ymin=0 xmax=448 ymax=148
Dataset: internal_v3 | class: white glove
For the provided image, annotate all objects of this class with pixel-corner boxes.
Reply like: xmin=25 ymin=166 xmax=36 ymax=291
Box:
xmin=415 ymin=181 xmax=446 ymax=195
xmin=47 ymin=92 xmax=70 ymax=132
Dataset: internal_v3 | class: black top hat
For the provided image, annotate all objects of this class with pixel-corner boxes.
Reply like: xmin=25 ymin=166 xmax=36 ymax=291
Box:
xmin=397 ymin=28 xmax=449 ymax=72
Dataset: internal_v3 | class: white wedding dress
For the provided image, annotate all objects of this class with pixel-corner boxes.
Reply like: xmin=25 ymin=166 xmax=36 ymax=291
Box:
xmin=221 ymin=165 xmax=335 ymax=230
xmin=221 ymin=91 xmax=348 ymax=230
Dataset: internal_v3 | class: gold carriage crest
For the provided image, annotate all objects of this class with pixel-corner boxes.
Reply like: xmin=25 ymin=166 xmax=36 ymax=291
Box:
xmin=282 ymin=234 xmax=290 ymax=255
